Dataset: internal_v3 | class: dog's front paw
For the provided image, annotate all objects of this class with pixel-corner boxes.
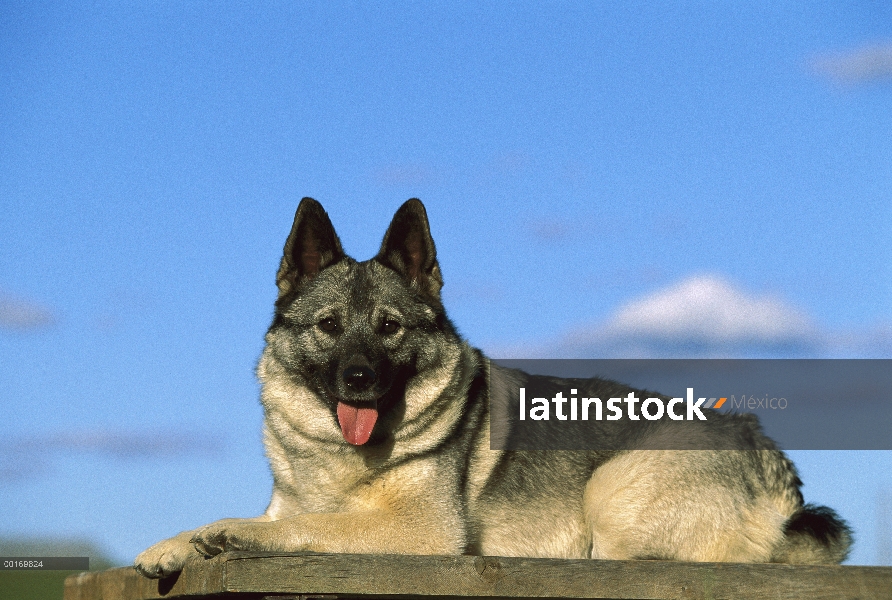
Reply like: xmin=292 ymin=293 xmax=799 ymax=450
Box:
xmin=134 ymin=534 xmax=196 ymax=579
xmin=190 ymin=521 xmax=255 ymax=557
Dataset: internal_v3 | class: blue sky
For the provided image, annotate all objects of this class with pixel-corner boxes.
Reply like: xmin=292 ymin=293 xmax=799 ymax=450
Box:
xmin=1 ymin=2 xmax=890 ymax=566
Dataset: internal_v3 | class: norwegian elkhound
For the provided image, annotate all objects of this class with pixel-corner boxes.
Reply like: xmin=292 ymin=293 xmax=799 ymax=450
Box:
xmin=135 ymin=198 xmax=850 ymax=578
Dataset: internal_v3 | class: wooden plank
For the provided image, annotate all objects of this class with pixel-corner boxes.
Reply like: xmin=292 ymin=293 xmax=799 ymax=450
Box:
xmin=65 ymin=552 xmax=892 ymax=600
xmin=64 ymin=552 xmax=225 ymax=600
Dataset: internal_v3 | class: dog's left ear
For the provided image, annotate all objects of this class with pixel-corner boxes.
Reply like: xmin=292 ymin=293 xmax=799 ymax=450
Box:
xmin=376 ymin=199 xmax=443 ymax=300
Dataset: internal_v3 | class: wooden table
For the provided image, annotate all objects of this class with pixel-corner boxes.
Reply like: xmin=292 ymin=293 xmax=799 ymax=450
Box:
xmin=64 ymin=552 xmax=892 ymax=600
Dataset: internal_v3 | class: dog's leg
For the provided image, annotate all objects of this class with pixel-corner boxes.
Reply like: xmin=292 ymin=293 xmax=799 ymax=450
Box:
xmin=190 ymin=505 xmax=465 ymax=557
xmin=583 ymin=450 xmax=790 ymax=562
xmin=134 ymin=516 xmax=270 ymax=578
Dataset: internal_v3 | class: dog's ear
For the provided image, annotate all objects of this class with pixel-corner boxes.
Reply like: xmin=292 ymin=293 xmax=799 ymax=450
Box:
xmin=376 ymin=198 xmax=443 ymax=299
xmin=276 ymin=198 xmax=345 ymax=298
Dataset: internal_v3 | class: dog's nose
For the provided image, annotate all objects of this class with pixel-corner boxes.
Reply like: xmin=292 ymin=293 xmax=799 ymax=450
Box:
xmin=342 ymin=365 xmax=377 ymax=390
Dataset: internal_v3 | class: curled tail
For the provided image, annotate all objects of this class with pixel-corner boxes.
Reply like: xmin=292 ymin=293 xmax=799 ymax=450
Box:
xmin=772 ymin=503 xmax=853 ymax=564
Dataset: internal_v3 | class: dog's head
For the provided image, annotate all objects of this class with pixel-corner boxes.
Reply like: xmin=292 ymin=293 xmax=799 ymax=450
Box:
xmin=264 ymin=198 xmax=459 ymax=446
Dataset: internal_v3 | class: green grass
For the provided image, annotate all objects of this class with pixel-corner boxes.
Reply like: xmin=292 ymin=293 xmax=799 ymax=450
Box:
xmin=0 ymin=538 xmax=119 ymax=600
xmin=0 ymin=570 xmax=82 ymax=600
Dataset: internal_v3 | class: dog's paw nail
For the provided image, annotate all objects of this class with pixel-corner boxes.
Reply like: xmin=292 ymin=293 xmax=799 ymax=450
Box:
xmin=134 ymin=564 xmax=160 ymax=579
xmin=192 ymin=538 xmax=221 ymax=557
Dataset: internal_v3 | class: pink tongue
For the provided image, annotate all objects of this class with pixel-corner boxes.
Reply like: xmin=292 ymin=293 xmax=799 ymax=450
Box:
xmin=336 ymin=402 xmax=379 ymax=445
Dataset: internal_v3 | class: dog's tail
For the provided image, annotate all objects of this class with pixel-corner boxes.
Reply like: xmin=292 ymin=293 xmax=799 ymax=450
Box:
xmin=771 ymin=503 xmax=853 ymax=564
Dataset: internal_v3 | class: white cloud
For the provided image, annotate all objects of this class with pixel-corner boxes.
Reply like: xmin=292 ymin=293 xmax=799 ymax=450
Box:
xmin=0 ymin=429 xmax=226 ymax=482
xmin=602 ymin=275 xmax=815 ymax=345
xmin=527 ymin=217 xmax=573 ymax=242
xmin=488 ymin=275 xmax=824 ymax=358
xmin=812 ymin=42 xmax=892 ymax=85
xmin=12 ymin=430 xmax=224 ymax=458
xmin=443 ymin=279 xmax=504 ymax=303
xmin=0 ymin=294 xmax=56 ymax=330
xmin=371 ymin=163 xmax=438 ymax=187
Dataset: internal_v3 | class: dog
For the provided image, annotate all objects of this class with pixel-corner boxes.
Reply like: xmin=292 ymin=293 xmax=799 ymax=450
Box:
xmin=135 ymin=197 xmax=851 ymax=578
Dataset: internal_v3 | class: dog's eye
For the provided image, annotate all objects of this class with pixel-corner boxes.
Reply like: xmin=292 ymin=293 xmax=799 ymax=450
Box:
xmin=319 ymin=318 xmax=339 ymax=333
xmin=381 ymin=319 xmax=400 ymax=334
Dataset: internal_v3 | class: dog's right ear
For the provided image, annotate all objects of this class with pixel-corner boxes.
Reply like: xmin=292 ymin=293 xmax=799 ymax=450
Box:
xmin=276 ymin=198 xmax=345 ymax=299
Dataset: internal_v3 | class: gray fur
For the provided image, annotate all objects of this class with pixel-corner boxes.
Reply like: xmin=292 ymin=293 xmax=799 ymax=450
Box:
xmin=135 ymin=198 xmax=851 ymax=578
